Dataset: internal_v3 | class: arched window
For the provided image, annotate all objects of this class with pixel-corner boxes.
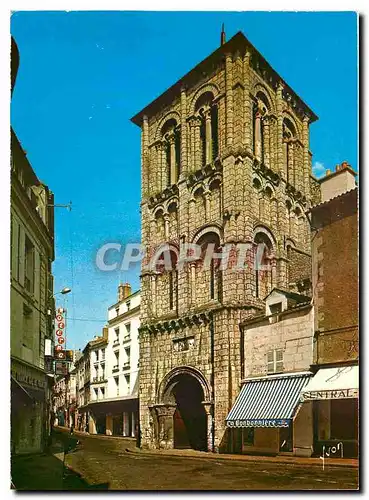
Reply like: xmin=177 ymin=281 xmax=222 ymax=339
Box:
xmin=154 ymin=247 xmax=178 ymax=314
xmin=195 ymin=92 xmax=218 ymax=167
xmin=195 ymin=232 xmax=222 ymax=303
xmin=161 ymin=119 xmax=180 ymax=186
xmin=254 ymin=232 xmax=274 ymax=300
xmin=253 ymin=93 xmax=269 ymax=164
xmin=283 ymin=118 xmax=297 ymax=184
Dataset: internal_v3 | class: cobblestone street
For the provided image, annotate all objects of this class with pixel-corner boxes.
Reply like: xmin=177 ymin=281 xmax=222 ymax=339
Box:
xmin=13 ymin=430 xmax=358 ymax=491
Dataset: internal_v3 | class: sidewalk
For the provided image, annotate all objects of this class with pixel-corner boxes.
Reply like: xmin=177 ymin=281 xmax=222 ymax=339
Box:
xmin=11 ymin=431 xmax=107 ymax=490
xmin=134 ymin=447 xmax=358 ymax=469
xmin=56 ymin=426 xmax=358 ymax=469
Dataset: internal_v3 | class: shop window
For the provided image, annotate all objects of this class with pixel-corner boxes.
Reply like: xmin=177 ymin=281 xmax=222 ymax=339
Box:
xmin=279 ymin=424 xmax=293 ymax=452
xmin=243 ymin=428 xmax=254 ymax=446
xmin=267 ymin=349 xmax=284 ymax=374
xmin=330 ymin=399 xmax=358 ymax=441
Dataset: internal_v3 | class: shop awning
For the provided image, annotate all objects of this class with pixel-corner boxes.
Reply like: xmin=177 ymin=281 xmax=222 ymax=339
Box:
xmin=300 ymin=365 xmax=359 ymax=400
xmin=226 ymin=373 xmax=312 ymax=428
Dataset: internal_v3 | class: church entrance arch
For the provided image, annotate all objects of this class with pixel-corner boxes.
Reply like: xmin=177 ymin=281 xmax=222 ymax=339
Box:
xmin=157 ymin=367 xmax=212 ymax=451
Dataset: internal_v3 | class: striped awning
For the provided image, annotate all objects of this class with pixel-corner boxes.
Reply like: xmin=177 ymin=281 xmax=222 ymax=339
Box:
xmin=226 ymin=373 xmax=312 ymax=428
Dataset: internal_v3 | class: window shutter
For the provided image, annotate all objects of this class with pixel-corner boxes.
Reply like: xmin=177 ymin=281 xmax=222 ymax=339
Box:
xmin=267 ymin=351 xmax=274 ymax=373
xmin=276 ymin=349 xmax=284 ymax=372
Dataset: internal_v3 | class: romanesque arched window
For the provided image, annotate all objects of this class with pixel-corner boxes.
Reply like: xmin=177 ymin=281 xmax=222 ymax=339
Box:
xmin=195 ymin=92 xmax=218 ymax=168
xmin=254 ymin=231 xmax=274 ymax=300
xmin=283 ymin=117 xmax=297 ymax=185
xmin=154 ymin=246 xmax=178 ymax=315
xmin=161 ymin=119 xmax=180 ymax=186
xmin=195 ymin=231 xmax=222 ymax=304
xmin=253 ymin=92 xmax=270 ymax=165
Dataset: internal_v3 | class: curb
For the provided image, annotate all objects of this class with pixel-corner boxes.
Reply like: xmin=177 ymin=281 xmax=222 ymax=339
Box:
xmin=128 ymin=448 xmax=359 ymax=469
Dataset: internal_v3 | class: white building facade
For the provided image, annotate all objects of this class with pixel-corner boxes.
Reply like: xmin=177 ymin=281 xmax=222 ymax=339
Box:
xmin=84 ymin=284 xmax=141 ymax=437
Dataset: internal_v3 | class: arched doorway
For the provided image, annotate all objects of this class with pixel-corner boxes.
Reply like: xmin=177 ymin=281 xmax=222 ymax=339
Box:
xmin=162 ymin=372 xmax=208 ymax=451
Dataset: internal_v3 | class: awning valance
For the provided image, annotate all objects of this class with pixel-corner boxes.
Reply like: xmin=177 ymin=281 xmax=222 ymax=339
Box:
xmin=226 ymin=373 xmax=311 ymax=428
xmin=300 ymin=365 xmax=359 ymax=400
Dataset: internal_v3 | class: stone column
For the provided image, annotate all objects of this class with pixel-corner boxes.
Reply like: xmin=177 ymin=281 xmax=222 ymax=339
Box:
xmin=194 ymin=117 xmax=202 ymax=170
xmin=225 ymin=53 xmax=233 ymax=148
xmin=161 ymin=141 xmax=168 ymax=190
xmin=271 ymin=258 xmax=277 ymax=289
xmin=288 ymin=141 xmax=295 ymax=187
xmin=190 ymin=262 xmax=196 ymax=306
xmin=263 ymin=116 xmax=270 ymax=167
xmin=155 ymin=142 xmax=163 ymax=193
xmin=283 ymin=139 xmax=288 ymax=182
xmin=202 ymin=402 xmax=214 ymax=452
xmin=243 ymin=51 xmax=251 ymax=150
xmin=142 ymin=115 xmax=149 ymax=197
xmin=168 ymin=133 xmax=176 ymax=185
xmin=89 ymin=414 xmax=96 ymax=434
xmin=276 ymin=83 xmax=285 ymax=177
xmin=180 ymin=86 xmax=188 ymax=175
xmin=163 ymin=213 xmax=170 ymax=240
xmin=204 ymin=190 xmax=210 ymax=222
xmin=254 ymin=112 xmax=262 ymax=162
xmin=204 ymin=106 xmax=212 ymax=165
xmin=150 ymin=275 xmax=157 ymax=316
xmin=302 ymin=115 xmax=311 ymax=199
xmin=106 ymin=414 xmax=113 ymax=436
xmin=155 ymin=404 xmax=177 ymax=449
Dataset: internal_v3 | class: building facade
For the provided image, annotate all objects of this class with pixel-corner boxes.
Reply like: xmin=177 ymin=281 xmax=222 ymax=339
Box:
xmin=74 ymin=284 xmax=140 ymax=438
xmin=132 ymin=31 xmax=319 ymax=452
xmin=11 ymin=38 xmax=56 ymax=455
xmin=228 ymin=289 xmax=314 ymax=456
xmin=301 ymin=163 xmax=358 ymax=458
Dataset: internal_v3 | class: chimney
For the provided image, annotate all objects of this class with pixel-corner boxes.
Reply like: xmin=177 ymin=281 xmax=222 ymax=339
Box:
xmin=319 ymin=161 xmax=356 ymax=203
xmin=102 ymin=327 xmax=108 ymax=340
xmin=118 ymin=282 xmax=131 ymax=302
xmin=220 ymin=23 xmax=226 ymax=46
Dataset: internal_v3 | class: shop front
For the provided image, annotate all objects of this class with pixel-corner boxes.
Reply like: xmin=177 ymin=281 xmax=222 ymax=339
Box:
xmin=226 ymin=372 xmax=313 ymax=457
xmin=11 ymin=358 xmax=47 ymax=455
xmin=87 ymin=397 xmax=139 ymax=438
xmin=301 ymin=365 xmax=359 ymax=458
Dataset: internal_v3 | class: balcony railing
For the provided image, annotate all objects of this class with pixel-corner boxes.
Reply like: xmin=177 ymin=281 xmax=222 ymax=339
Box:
xmin=123 ymin=335 xmax=131 ymax=343
xmin=113 ymin=339 xmax=120 ymax=347
xmin=112 ymin=365 xmax=119 ymax=373
xmin=123 ymin=362 xmax=130 ymax=370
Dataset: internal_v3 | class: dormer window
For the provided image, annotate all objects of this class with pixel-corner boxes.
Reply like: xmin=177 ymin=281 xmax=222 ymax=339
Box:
xmin=269 ymin=302 xmax=282 ymax=315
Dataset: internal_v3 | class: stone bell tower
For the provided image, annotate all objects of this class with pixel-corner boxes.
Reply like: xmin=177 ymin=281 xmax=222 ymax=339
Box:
xmin=131 ymin=30 xmax=319 ymax=452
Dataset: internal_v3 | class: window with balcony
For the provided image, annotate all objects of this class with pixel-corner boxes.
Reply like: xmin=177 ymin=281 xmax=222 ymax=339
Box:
xmin=95 ymin=350 xmax=99 ymax=362
xmin=124 ymin=323 xmax=131 ymax=342
xmin=113 ymin=351 xmax=119 ymax=372
xmin=24 ymin=235 xmax=35 ymax=294
xmin=113 ymin=328 xmax=120 ymax=346
xmin=114 ymin=376 xmax=119 ymax=396
xmin=101 ymin=348 xmax=105 ymax=361
xmin=124 ymin=347 xmax=131 ymax=370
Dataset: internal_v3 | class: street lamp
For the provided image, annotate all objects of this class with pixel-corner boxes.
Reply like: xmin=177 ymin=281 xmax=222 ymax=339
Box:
xmin=55 ymin=287 xmax=72 ymax=297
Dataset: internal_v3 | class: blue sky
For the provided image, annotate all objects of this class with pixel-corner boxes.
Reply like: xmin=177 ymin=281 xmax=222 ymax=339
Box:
xmin=10 ymin=11 xmax=358 ymax=350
